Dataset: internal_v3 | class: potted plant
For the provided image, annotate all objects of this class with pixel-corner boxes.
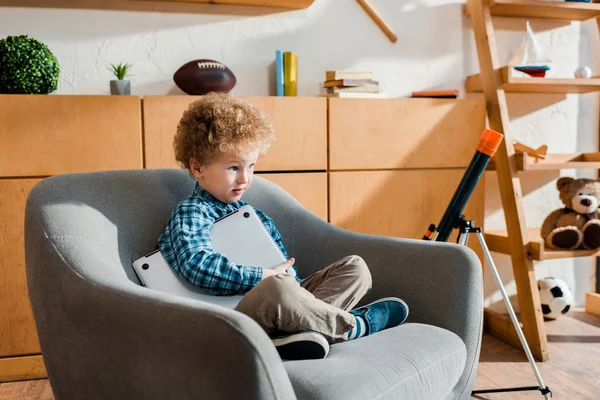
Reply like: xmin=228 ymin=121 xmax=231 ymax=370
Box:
xmin=0 ymin=35 xmax=60 ymax=94
xmin=109 ymin=63 xmax=132 ymax=95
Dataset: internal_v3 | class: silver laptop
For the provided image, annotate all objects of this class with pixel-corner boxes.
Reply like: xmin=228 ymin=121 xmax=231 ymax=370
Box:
xmin=132 ymin=205 xmax=293 ymax=308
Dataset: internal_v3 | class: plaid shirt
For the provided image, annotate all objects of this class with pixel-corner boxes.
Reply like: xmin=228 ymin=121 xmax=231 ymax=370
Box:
xmin=158 ymin=183 xmax=300 ymax=296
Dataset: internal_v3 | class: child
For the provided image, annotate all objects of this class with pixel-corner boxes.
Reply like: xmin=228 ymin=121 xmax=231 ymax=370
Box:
xmin=158 ymin=92 xmax=409 ymax=360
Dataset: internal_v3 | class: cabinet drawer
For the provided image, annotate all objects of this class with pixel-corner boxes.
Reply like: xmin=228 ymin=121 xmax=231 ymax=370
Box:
xmin=258 ymin=172 xmax=327 ymax=221
xmin=329 ymin=170 xmax=484 ymax=259
xmin=143 ymin=96 xmax=327 ymax=171
xmin=0 ymin=179 xmax=42 ymax=358
xmin=0 ymin=95 xmax=143 ymax=176
xmin=329 ymin=97 xmax=486 ymax=170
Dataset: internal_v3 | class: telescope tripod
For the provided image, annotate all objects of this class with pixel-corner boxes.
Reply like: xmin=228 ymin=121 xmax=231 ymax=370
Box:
xmin=454 ymin=216 xmax=552 ymax=399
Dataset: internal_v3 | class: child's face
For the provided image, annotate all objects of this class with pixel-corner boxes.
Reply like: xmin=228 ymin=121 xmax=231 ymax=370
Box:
xmin=190 ymin=150 xmax=259 ymax=203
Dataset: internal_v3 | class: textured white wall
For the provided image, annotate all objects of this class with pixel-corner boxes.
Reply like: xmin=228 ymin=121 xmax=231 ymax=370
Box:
xmin=1 ymin=0 xmax=598 ymax=307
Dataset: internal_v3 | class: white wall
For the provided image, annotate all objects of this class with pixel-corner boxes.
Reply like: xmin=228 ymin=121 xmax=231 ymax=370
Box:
xmin=1 ymin=0 xmax=598 ymax=307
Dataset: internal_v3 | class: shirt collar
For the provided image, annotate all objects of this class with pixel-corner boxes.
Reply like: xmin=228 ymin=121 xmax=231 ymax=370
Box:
xmin=193 ymin=183 xmax=243 ymax=209
xmin=193 ymin=183 xmax=220 ymax=204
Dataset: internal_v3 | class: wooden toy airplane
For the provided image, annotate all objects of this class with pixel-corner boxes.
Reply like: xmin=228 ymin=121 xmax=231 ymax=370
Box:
xmin=513 ymin=140 xmax=547 ymax=163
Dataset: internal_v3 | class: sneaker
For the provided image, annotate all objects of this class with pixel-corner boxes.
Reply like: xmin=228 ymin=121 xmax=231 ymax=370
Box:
xmin=350 ymin=297 xmax=409 ymax=336
xmin=271 ymin=331 xmax=330 ymax=360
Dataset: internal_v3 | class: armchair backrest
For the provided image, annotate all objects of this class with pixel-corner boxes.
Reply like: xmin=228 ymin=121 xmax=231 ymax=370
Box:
xmin=25 ymin=169 xmax=319 ymax=287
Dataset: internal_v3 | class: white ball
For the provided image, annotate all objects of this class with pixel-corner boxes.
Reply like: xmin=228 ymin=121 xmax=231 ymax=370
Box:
xmin=574 ymin=66 xmax=592 ymax=79
xmin=538 ymin=277 xmax=573 ymax=320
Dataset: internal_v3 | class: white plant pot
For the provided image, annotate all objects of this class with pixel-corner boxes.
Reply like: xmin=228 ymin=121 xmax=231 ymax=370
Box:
xmin=110 ymin=80 xmax=131 ymax=95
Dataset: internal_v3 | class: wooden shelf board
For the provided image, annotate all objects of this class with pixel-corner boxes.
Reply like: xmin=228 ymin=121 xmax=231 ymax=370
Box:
xmin=466 ymin=66 xmax=600 ymax=94
xmin=3 ymin=0 xmax=315 ymax=14
xmin=487 ymin=152 xmax=600 ymax=171
xmin=466 ymin=0 xmax=600 ymax=21
xmin=485 ymin=227 xmax=600 ymax=261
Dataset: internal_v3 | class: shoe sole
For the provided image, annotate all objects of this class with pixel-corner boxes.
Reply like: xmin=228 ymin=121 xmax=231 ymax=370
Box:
xmin=359 ymin=296 xmax=410 ymax=325
xmin=272 ymin=332 xmax=330 ymax=360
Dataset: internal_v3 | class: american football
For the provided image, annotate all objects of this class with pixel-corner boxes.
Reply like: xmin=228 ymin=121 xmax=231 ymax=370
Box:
xmin=173 ymin=59 xmax=236 ymax=95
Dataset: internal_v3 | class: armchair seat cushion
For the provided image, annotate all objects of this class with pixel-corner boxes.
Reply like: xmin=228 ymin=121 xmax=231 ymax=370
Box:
xmin=285 ymin=323 xmax=466 ymax=400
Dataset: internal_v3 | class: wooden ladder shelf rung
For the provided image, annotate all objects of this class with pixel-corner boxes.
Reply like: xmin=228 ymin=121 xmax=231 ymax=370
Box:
xmin=467 ymin=66 xmax=600 ymax=94
xmin=487 ymin=152 xmax=600 ymax=171
xmin=485 ymin=228 xmax=600 ymax=261
xmin=466 ymin=0 xmax=600 ymax=21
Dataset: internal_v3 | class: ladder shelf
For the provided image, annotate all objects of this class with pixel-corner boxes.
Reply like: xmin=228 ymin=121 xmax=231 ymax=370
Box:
xmin=467 ymin=66 xmax=600 ymax=94
xmin=487 ymin=152 xmax=600 ymax=171
xmin=466 ymin=0 xmax=600 ymax=21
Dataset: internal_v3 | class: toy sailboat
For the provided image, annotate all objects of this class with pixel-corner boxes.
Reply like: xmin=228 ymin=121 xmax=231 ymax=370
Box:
xmin=509 ymin=21 xmax=552 ymax=78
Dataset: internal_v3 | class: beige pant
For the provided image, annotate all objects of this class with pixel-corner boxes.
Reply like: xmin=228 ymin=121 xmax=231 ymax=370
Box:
xmin=235 ymin=255 xmax=372 ymax=342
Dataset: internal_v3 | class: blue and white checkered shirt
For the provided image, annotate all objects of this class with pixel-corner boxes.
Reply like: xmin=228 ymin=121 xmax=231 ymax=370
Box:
xmin=158 ymin=183 xmax=300 ymax=296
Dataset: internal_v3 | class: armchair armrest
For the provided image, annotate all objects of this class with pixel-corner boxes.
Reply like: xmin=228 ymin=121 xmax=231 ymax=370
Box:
xmin=285 ymin=208 xmax=483 ymax=398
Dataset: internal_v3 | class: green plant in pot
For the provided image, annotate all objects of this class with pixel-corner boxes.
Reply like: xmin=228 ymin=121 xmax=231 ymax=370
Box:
xmin=109 ymin=63 xmax=132 ymax=95
xmin=0 ymin=35 xmax=60 ymax=94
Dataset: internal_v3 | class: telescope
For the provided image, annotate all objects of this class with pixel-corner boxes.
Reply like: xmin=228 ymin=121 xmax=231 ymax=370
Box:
xmin=423 ymin=128 xmax=503 ymax=243
xmin=422 ymin=128 xmax=552 ymax=399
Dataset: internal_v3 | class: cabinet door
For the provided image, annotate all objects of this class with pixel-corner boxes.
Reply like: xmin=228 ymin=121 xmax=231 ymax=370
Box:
xmin=143 ymin=96 xmax=327 ymax=171
xmin=328 ymin=97 xmax=486 ymax=170
xmin=329 ymin=170 xmax=484 ymax=259
xmin=257 ymin=172 xmax=327 ymax=221
xmin=0 ymin=95 xmax=143 ymax=176
xmin=0 ymin=179 xmax=42 ymax=358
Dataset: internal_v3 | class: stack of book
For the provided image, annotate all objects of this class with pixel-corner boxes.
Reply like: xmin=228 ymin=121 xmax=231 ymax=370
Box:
xmin=275 ymin=50 xmax=297 ymax=96
xmin=322 ymin=70 xmax=386 ymax=98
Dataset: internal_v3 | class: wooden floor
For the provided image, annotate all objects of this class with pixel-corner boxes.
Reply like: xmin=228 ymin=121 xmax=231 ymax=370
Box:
xmin=473 ymin=308 xmax=600 ymax=399
xmin=1 ymin=308 xmax=599 ymax=399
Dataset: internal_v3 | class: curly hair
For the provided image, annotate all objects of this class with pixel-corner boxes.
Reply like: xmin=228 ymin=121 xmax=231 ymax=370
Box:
xmin=174 ymin=92 xmax=275 ymax=170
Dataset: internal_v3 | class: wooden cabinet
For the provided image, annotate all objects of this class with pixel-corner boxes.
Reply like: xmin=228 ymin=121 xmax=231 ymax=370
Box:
xmin=0 ymin=95 xmax=143 ymax=176
xmin=258 ymin=172 xmax=327 ymax=221
xmin=0 ymin=95 xmax=486 ymax=382
xmin=143 ymin=96 xmax=327 ymax=171
xmin=328 ymin=97 xmax=486 ymax=260
xmin=0 ymin=96 xmax=143 ymax=382
xmin=329 ymin=170 xmax=484 ymax=257
xmin=0 ymin=180 xmax=42 ymax=358
xmin=329 ymin=97 xmax=486 ymax=170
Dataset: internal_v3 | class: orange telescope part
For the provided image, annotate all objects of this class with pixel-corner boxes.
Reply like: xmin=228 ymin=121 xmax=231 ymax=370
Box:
xmin=477 ymin=128 xmax=503 ymax=158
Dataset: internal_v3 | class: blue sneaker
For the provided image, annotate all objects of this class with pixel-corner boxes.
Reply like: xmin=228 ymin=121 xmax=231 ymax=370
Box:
xmin=349 ymin=297 xmax=409 ymax=338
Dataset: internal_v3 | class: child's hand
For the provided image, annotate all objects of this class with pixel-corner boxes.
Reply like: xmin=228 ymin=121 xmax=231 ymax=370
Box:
xmin=261 ymin=258 xmax=295 ymax=280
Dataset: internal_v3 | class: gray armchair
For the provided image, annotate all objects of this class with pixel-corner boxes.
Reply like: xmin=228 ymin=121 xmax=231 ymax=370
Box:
xmin=25 ymin=169 xmax=483 ymax=400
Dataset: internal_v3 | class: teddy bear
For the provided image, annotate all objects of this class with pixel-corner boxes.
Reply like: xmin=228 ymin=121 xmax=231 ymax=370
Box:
xmin=541 ymin=177 xmax=600 ymax=250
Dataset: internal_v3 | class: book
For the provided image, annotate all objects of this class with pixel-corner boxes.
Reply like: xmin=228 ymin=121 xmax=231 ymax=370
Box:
xmin=322 ymin=92 xmax=388 ymax=98
xmin=283 ymin=51 xmax=297 ymax=96
xmin=325 ymin=85 xmax=379 ymax=94
xmin=325 ymin=70 xmax=373 ymax=81
xmin=411 ymin=89 xmax=459 ymax=98
xmin=323 ymin=79 xmax=378 ymax=88
xmin=275 ymin=50 xmax=284 ymax=97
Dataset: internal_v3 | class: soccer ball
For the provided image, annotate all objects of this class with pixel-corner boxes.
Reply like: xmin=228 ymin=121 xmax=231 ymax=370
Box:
xmin=538 ymin=277 xmax=573 ymax=320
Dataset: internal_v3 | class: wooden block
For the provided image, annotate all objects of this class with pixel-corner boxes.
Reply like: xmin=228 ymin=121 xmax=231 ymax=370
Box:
xmin=0 ymin=355 xmax=46 ymax=383
xmin=585 ymin=292 xmax=600 ymax=317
